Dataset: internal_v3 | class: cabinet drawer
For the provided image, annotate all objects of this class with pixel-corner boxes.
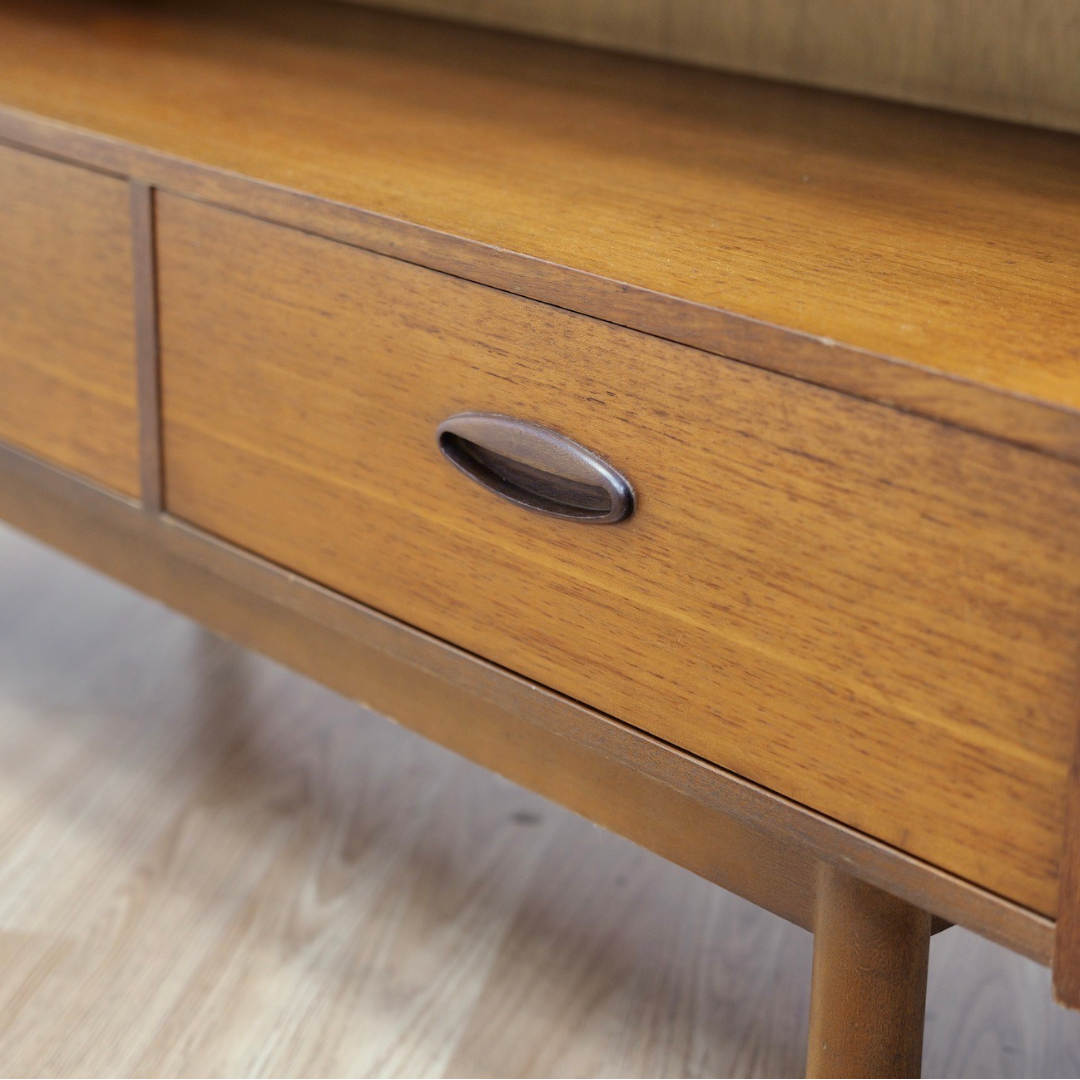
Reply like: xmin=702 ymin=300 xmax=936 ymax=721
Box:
xmin=0 ymin=145 xmax=138 ymax=496
xmin=157 ymin=193 xmax=1080 ymax=916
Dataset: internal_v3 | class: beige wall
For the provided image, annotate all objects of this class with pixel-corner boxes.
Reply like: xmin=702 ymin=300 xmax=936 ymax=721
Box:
xmin=359 ymin=0 xmax=1080 ymax=134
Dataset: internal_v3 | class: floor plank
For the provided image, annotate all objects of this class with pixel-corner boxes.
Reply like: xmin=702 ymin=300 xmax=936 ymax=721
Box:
xmin=0 ymin=521 xmax=1078 ymax=1078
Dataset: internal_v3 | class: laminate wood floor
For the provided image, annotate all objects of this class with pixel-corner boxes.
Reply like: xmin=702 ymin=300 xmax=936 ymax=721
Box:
xmin=1 ymin=521 xmax=1079 ymax=1079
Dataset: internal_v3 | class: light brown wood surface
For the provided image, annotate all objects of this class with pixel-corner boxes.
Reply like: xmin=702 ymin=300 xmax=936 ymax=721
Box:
xmin=0 ymin=142 xmax=139 ymax=496
xmin=807 ymin=866 xmax=931 ymax=1077
xmin=365 ymin=0 xmax=1080 ymax=136
xmin=6 ymin=0 xmax=1080 ymax=1041
xmin=1 ymin=520 xmax=1079 ymax=1078
xmin=0 ymin=438 xmax=1044 ymax=964
xmin=0 ymin=0 xmax=1079 ymax=451
xmin=157 ymin=193 xmax=1080 ymax=918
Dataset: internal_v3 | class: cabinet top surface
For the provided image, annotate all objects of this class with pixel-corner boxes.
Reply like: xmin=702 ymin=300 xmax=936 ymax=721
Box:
xmin=0 ymin=0 xmax=1078 ymax=415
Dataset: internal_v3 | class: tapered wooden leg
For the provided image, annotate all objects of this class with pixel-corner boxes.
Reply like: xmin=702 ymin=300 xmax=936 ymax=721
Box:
xmin=806 ymin=864 xmax=932 ymax=1079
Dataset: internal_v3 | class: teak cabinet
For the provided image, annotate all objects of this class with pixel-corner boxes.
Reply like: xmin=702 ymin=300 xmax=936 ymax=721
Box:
xmin=2 ymin=2 xmax=1080 ymax=1076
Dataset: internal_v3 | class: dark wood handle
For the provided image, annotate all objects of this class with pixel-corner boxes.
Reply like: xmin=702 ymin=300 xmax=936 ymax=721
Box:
xmin=436 ymin=412 xmax=634 ymax=523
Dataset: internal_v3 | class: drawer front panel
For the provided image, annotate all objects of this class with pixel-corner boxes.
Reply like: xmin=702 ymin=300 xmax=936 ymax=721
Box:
xmin=0 ymin=145 xmax=139 ymax=496
xmin=157 ymin=194 xmax=1080 ymax=915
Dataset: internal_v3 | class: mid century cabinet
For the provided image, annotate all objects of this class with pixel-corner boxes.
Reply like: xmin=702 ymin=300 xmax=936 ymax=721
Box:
xmin=1 ymin=2 xmax=1079 ymax=1076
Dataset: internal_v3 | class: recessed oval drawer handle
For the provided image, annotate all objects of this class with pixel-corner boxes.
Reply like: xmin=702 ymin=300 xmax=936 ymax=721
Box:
xmin=436 ymin=412 xmax=634 ymax=524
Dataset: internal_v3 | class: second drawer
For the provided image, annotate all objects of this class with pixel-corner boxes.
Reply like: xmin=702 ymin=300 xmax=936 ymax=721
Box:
xmin=157 ymin=193 xmax=1080 ymax=916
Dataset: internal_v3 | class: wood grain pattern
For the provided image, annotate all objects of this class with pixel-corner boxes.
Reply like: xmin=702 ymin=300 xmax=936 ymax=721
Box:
xmin=367 ymin=0 xmax=1080 ymax=135
xmin=7 ymin=118 xmax=1080 ymax=469
xmin=157 ymin=194 xmax=1080 ymax=918
xmin=0 ymin=438 xmax=1051 ymax=965
xmin=807 ymin=865 xmax=931 ymax=1077
xmin=0 ymin=1 xmax=1078 ymax=455
xmin=2 ymin=520 xmax=1080 ymax=1078
xmin=0 ymin=142 xmax=139 ymax=495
